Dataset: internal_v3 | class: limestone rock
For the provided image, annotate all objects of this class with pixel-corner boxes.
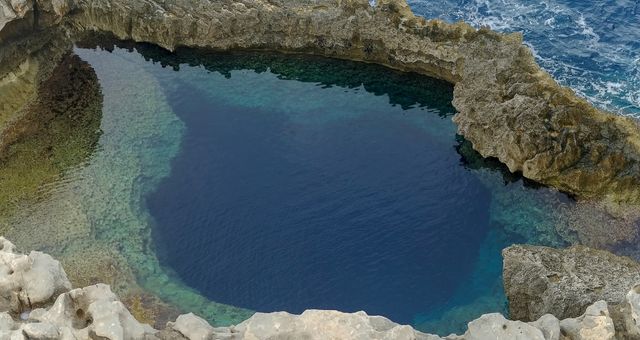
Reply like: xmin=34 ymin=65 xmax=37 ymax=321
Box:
xmin=0 ymin=0 xmax=32 ymax=31
xmin=167 ymin=313 xmax=215 ymax=340
xmin=0 ymin=237 xmax=71 ymax=313
xmin=0 ymin=237 xmax=638 ymax=340
xmin=502 ymin=244 xmax=640 ymax=321
xmin=33 ymin=284 xmax=157 ymax=340
xmin=461 ymin=313 xmax=547 ymax=340
xmin=617 ymin=284 xmax=640 ymax=339
xmin=528 ymin=314 xmax=561 ymax=340
xmin=58 ymin=0 xmax=640 ymax=203
xmin=232 ymin=310 xmax=437 ymax=340
xmin=21 ymin=322 xmax=60 ymax=339
xmin=5 ymin=0 xmax=640 ymax=206
xmin=559 ymin=301 xmax=615 ymax=340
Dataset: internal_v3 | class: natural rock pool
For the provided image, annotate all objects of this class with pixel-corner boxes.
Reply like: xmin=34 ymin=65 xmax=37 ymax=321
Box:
xmin=3 ymin=40 xmax=602 ymax=335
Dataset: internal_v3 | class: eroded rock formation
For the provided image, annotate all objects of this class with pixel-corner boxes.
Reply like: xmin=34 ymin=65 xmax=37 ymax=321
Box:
xmin=503 ymin=244 xmax=640 ymax=339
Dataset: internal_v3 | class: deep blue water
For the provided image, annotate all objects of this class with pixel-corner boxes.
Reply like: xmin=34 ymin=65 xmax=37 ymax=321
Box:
xmin=145 ymin=52 xmax=497 ymax=326
xmin=409 ymin=0 xmax=640 ymax=116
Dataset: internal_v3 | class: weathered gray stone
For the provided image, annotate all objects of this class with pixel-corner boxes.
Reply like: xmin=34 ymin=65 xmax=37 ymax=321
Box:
xmin=503 ymin=244 xmax=640 ymax=322
xmin=34 ymin=284 xmax=157 ymax=340
xmin=0 ymin=312 xmax=15 ymax=331
xmin=0 ymin=237 xmax=71 ymax=313
xmin=233 ymin=310 xmax=437 ymax=340
xmin=559 ymin=301 xmax=615 ymax=340
xmin=0 ymin=237 xmax=638 ymax=340
xmin=21 ymin=322 xmax=60 ymax=339
xmin=618 ymin=284 xmax=640 ymax=339
xmin=168 ymin=313 xmax=214 ymax=340
xmin=528 ymin=314 xmax=561 ymax=340
xmin=462 ymin=313 xmax=546 ymax=340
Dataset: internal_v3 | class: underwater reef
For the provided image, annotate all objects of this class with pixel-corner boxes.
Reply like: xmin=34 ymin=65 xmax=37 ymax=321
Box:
xmin=2 ymin=0 xmax=640 ymax=338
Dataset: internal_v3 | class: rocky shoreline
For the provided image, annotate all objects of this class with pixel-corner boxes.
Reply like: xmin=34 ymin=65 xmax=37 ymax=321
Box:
xmin=4 ymin=236 xmax=640 ymax=340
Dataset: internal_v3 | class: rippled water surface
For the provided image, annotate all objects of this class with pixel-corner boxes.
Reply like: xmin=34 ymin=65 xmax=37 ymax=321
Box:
xmin=409 ymin=0 xmax=640 ymax=116
xmin=62 ymin=44 xmax=572 ymax=335
xmin=146 ymin=51 xmax=490 ymax=325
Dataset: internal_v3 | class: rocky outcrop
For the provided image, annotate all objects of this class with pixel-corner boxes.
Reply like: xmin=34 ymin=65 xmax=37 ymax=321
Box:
xmin=0 ymin=237 xmax=71 ymax=313
xmin=502 ymin=244 xmax=640 ymax=338
xmin=503 ymin=245 xmax=640 ymax=322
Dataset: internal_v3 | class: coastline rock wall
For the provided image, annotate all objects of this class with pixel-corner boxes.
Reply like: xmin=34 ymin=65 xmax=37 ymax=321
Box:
xmin=61 ymin=0 xmax=640 ymax=204
xmin=0 ymin=29 xmax=73 ymax=150
xmin=0 ymin=237 xmax=631 ymax=340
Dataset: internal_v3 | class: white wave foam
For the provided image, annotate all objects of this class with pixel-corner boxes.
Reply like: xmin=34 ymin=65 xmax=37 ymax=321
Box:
xmin=408 ymin=0 xmax=640 ymax=116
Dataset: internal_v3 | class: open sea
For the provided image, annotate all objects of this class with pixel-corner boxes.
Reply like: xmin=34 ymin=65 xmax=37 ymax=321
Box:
xmin=409 ymin=0 xmax=640 ymax=116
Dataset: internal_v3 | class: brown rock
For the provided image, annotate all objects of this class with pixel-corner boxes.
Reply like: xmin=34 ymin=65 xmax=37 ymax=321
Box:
xmin=502 ymin=244 xmax=640 ymax=334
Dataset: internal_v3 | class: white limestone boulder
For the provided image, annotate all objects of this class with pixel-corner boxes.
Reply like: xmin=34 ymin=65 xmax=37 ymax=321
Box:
xmin=168 ymin=313 xmax=215 ymax=340
xmin=0 ymin=237 xmax=71 ymax=313
xmin=232 ymin=310 xmax=440 ymax=340
xmin=33 ymin=284 xmax=156 ymax=340
xmin=559 ymin=301 xmax=615 ymax=340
